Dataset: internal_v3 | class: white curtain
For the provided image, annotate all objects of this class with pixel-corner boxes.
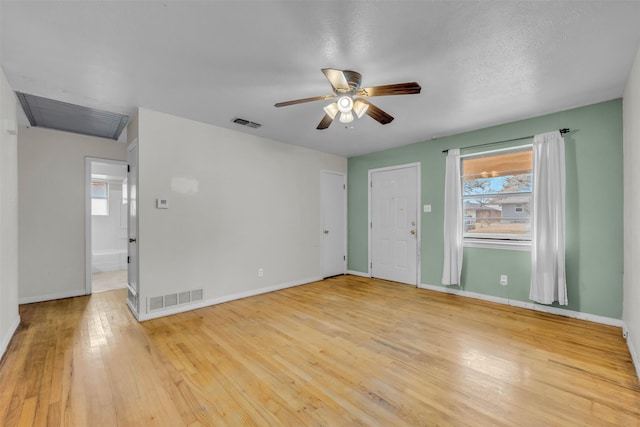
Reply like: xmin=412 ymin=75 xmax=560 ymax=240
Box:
xmin=530 ymin=131 xmax=567 ymax=305
xmin=442 ymin=148 xmax=463 ymax=285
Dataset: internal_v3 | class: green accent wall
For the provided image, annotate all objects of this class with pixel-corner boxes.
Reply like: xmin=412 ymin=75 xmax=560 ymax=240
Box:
xmin=348 ymin=99 xmax=623 ymax=319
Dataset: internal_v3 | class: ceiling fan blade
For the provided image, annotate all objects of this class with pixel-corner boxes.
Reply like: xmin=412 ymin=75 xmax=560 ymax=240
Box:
xmin=317 ymin=113 xmax=334 ymax=130
xmin=356 ymin=82 xmax=421 ymax=97
xmin=360 ymin=99 xmax=394 ymax=125
xmin=321 ymin=68 xmax=351 ymax=93
xmin=274 ymin=94 xmax=335 ymax=107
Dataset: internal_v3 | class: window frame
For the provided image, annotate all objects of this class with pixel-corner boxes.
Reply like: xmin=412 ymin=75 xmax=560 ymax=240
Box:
xmin=91 ymin=179 xmax=109 ymax=216
xmin=460 ymin=145 xmax=533 ymax=251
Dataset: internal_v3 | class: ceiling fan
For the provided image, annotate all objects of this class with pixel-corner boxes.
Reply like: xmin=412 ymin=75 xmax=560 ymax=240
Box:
xmin=274 ymin=68 xmax=421 ymax=129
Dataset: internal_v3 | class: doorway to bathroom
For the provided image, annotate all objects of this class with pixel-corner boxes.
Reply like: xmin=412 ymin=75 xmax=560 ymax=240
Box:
xmin=85 ymin=158 xmax=128 ymax=293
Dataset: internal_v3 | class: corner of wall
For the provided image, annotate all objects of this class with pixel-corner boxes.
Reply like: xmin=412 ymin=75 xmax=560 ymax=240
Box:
xmin=0 ymin=66 xmax=20 ymax=360
xmin=623 ymin=324 xmax=640 ymax=380
xmin=622 ymin=44 xmax=640 ymax=382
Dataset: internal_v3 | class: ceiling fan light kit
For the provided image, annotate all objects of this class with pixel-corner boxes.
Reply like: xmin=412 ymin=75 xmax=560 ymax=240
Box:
xmin=337 ymin=96 xmax=353 ymax=113
xmin=339 ymin=110 xmax=354 ymax=124
xmin=353 ymin=99 xmax=369 ymax=118
xmin=323 ymin=103 xmax=339 ymax=120
xmin=275 ymin=68 xmax=421 ymax=130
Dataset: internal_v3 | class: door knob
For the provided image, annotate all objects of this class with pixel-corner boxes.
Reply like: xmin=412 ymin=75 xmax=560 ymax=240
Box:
xmin=129 ymin=238 xmax=137 ymax=243
xmin=324 ymin=230 xmax=329 ymax=234
xmin=410 ymin=230 xmax=416 ymax=235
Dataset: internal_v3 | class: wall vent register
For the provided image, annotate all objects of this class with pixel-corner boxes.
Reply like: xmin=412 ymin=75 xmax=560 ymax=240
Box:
xmin=148 ymin=289 xmax=204 ymax=311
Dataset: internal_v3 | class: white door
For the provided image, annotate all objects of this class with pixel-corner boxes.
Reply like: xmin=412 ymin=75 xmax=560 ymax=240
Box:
xmin=127 ymin=141 xmax=139 ymax=313
xmin=322 ymin=171 xmax=346 ymax=278
xmin=370 ymin=165 xmax=419 ymax=285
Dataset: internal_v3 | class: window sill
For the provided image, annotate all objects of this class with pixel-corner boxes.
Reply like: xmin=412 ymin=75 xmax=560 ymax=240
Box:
xmin=464 ymin=239 xmax=531 ymax=251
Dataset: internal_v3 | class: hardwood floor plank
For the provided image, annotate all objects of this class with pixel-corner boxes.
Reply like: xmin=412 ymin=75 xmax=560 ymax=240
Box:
xmin=1 ymin=275 xmax=638 ymax=426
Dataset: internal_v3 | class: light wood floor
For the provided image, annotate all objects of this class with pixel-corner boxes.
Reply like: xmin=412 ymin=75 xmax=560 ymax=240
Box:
xmin=1 ymin=276 xmax=638 ymax=426
xmin=91 ymin=270 xmax=127 ymax=293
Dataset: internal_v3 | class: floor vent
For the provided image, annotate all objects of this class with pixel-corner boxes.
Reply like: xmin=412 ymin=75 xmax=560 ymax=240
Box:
xmin=148 ymin=289 xmax=204 ymax=311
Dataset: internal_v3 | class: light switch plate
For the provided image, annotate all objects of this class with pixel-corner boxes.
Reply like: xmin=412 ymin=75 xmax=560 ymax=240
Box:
xmin=423 ymin=204 xmax=432 ymax=213
xmin=156 ymin=198 xmax=168 ymax=209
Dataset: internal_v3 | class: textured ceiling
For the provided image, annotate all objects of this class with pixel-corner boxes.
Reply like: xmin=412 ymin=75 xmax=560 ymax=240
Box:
xmin=1 ymin=1 xmax=640 ymax=157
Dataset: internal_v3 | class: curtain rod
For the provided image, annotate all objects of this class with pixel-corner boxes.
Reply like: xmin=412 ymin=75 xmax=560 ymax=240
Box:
xmin=441 ymin=128 xmax=570 ymax=154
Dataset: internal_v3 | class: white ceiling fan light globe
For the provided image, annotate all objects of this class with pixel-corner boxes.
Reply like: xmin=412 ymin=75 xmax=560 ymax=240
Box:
xmin=337 ymin=96 xmax=353 ymax=114
xmin=323 ymin=102 xmax=339 ymax=120
xmin=339 ymin=111 xmax=354 ymax=123
xmin=353 ymin=99 xmax=369 ymax=118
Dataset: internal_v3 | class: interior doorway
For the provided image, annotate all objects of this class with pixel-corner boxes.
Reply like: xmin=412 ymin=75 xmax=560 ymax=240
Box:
xmin=85 ymin=158 xmax=128 ymax=293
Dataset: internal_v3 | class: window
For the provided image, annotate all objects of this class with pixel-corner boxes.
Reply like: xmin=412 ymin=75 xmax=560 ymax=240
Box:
xmin=91 ymin=180 xmax=109 ymax=216
xmin=462 ymin=148 xmax=532 ymax=241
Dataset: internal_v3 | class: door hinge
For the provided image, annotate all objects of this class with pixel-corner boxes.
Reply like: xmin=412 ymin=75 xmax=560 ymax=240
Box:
xmin=127 ymin=256 xmax=130 ymax=264
xmin=127 ymin=164 xmax=130 ymax=173
xmin=343 ymin=255 xmax=346 ymax=261
xmin=343 ymin=184 xmax=346 ymax=190
xmin=370 ymin=222 xmax=373 ymax=229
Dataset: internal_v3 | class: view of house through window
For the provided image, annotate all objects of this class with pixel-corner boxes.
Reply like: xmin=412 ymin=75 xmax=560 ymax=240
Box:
xmin=461 ymin=148 xmax=533 ymax=240
xmin=91 ymin=180 xmax=109 ymax=216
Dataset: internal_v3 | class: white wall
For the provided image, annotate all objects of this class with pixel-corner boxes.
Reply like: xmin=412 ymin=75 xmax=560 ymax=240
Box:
xmin=623 ymin=45 xmax=640 ymax=378
xmin=0 ymin=67 xmax=20 ymax=359
xmin=18 ymin=127 xmax=127 ymax=303
xmin=136 ymin=108 xmax=347 ymax=319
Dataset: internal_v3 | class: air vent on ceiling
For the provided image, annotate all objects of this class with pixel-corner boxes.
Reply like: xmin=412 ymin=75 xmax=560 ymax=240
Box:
xmin=15 ymin=92 xmax=129 ymax=140
xmin=232 ymin=117 xmax=261 ymax=128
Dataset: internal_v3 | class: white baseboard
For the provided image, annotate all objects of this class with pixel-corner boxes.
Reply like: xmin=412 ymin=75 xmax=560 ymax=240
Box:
xmin=623 ymin=325 xmax=640 ymax=380
xmin=126 ymin=300 xmax=140 ymax=321
xmin=0 ymin=315 xmax=21 ymax=360
xmin=138 ymin=276 xmax=322 ymax=322
xmin=19 ymin=289 xmax=86 ymax=305
xmin=346 ymin=270 xmax=370 ymax=278
xmin=419 ymin=283 xmax=624 ymax=328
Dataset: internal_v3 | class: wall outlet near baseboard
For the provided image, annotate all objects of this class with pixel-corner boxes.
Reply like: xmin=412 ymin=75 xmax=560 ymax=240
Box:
xmin=258 ymin=268 xmax=264 ymax=278
xmin=499 ymin=275 xmax=508 ymax=286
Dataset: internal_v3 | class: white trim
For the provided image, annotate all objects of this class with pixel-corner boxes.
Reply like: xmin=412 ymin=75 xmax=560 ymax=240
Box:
xmin=19 ymin=289 xmax=86 ymax=305
xmin=126 ymin=139 xmax=139 ymax=314
xmin=138 ymin=276 xmax=322 ymax=321
xmin=346 ymin=270 xmax=370 ymax=278
xmin=0 ymin=316 xmax=20 ymax=360
xmin=418 ymin=283 xmax=624 ymax=328
xmin=85 ymin=157 xmax=128 ymax=295
xmin=464 ymin=239 xmax=531 ymax=251
xmin=623 ymin=324 xmax=640 ymax=380
xmin=127 ymin=299 xmax=140 ymax=321
xmin=368 ymin=162 xmax=421 ymax=285
xmin=320 ymin=170 xmax=347 ymax=278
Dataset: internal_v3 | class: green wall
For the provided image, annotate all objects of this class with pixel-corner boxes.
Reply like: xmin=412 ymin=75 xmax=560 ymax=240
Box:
xmin=348 ymin=99 xmax=623 ymax=319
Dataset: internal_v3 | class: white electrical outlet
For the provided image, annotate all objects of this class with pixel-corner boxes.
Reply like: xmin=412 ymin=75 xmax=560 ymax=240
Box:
xmin=258 ymin=268 xmax=264 ymax=277
xmin=500 ymin=275 xmax=508 ymax=286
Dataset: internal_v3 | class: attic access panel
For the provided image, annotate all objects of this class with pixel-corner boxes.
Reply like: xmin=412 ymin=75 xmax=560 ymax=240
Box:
xmin=16 ymin=92 xmax=128 ymax=140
